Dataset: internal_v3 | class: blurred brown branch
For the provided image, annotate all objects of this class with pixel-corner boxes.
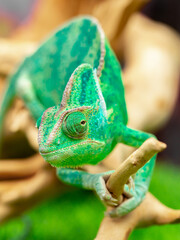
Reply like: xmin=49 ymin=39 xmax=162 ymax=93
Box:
xmin=0 ymin=154 xmax=44 ymax=180
xmin=121 ymin=14 xmax=180 ymax=132
xmin=0 ymin=158 xmax=65 ymax=224
xmin=12 ymin=0 xmax=148 ymax=42
xmin=0 ymin=0 xmax=148 ymax=78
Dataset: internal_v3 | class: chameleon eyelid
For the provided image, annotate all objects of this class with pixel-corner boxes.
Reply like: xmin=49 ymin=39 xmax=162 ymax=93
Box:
xmin=55 ymin=105 xmax=92 ymax=118
xmin=46 ymin=106 xmax=92 ymax=145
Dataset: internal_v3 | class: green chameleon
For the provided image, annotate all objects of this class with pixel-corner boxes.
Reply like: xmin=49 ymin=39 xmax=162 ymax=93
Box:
xmin=0 ymin=16 xmax=156 ymax=217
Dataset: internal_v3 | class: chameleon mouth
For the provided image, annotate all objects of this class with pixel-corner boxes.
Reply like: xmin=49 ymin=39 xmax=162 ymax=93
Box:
xmin=39 ymin=140 xmax=105 ymax=167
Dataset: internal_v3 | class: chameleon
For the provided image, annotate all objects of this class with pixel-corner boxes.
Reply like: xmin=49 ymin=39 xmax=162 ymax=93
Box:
xmin=0 ymin=16 xmax=156 ymax=217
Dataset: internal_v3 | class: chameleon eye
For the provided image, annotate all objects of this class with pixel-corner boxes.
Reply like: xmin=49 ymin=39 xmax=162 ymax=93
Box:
xmin=62 ymin=112 xmax=88 ymax=139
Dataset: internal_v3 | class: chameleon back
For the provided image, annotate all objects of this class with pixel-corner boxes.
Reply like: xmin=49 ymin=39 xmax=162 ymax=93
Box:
xmin=0 ymin=16 xmax=127 ymax=135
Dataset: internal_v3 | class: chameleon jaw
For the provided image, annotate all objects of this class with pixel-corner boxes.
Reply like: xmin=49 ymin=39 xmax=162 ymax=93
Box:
xmin=39 ymin=140 xmax=105 ymax=168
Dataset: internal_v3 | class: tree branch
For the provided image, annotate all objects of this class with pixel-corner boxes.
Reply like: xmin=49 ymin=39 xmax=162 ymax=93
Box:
xmin=107 ymin=138 xmax=166 ymax=199
xmin=95 ymin=139 xmax=180 ymax=240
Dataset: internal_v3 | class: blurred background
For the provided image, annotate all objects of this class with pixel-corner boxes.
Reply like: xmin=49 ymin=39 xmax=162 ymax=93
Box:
xmin=0 ymin=0 xmax=179 ymax=239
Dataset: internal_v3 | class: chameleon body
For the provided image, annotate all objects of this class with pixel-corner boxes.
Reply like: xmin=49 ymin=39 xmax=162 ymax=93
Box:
xmin=0 ymin=17 xmax=156 ymax=217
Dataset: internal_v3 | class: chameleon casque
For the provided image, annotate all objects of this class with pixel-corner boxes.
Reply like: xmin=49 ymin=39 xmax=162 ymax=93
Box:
xmin=0 ymin=16 xmax=156 ymax=217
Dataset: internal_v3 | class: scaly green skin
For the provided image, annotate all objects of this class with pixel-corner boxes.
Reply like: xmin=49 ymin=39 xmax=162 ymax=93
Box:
xmin=0 ymin=17 xmax=156 ymax=217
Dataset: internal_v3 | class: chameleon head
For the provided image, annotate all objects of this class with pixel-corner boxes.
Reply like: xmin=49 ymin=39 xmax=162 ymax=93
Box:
xmin=37 ymin=64 xmax=112 ymax=168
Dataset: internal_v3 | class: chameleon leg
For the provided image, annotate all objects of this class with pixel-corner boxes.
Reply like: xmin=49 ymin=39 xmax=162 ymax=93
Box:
xmin=16 ymin=75 xmax=45 ymax=120
xmin=109 ymin=127 xmax=156 ymax=217
xmin=56 ymin=168 xmax=118 ymax=207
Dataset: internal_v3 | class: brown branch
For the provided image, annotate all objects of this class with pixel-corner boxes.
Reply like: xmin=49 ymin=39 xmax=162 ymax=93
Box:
xmin=107 ymin=138 xmax=166 ymax=199
xmin=0 ymin=164 xmax=66 ymax=224
xmin=0 ymin=1 xmax=147 ymax=77
xmin=12 ymin=0 xmax=147 ymax=42
xmin=95 ymin=139 xmax=180 ymax=240
xmin=121 ymin=14 xmax=180 ymax=132
xmin=0 ymin=154 xmax=45 ymax=180
xmin=95 ymin=193 xmax=180 ymax=240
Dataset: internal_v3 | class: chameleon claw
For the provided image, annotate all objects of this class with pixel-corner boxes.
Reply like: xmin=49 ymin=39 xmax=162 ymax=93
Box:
xmin=127 ymin=176 xmax=135 ymax=190
xmin=96 ymin=176 xmax=119 ymax=207
xmin=106 ymin=193 xmax=145 ymax=218
xmin=106 ymin=201 xmax=119 ymax=207
xmin=101 ymin=193 xmax=119 ymax=206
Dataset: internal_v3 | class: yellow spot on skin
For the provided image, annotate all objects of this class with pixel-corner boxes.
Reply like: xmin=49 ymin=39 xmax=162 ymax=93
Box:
xmin=107 ymin=108 xmax=113 ymax=117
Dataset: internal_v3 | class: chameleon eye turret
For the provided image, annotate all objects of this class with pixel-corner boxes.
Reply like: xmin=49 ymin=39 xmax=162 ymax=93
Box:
xmin=62 ymin=111 xmax=88 ymax=139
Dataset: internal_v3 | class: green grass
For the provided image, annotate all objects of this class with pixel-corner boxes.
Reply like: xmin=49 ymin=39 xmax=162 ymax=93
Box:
xmin=1 ymin=163 xmax=180 ymax=240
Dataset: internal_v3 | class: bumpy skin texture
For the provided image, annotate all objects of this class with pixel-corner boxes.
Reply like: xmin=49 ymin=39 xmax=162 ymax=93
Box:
xmin=0 ymin=17 xmax=156 ymax=217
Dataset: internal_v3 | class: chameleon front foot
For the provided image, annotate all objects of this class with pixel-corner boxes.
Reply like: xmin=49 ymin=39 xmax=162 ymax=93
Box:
xmin=107 ymin=194 xmax=142 ymax=218
xmin=126 ymin=176 xmax=135 ymax=192
xmin=106 ymin=184 xmax=146 ymax=218
xmin=93 ymin=172 xmax=119 ymax=207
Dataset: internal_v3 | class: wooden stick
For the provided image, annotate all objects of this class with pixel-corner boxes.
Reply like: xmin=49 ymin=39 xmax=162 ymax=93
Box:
xmin=95 ymin=192 xmax=180 ymax=240
xmin=106 ymin=138 xmax=166 ymax=199
xmin=95 ymin=139 xmax=180 ymax=240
